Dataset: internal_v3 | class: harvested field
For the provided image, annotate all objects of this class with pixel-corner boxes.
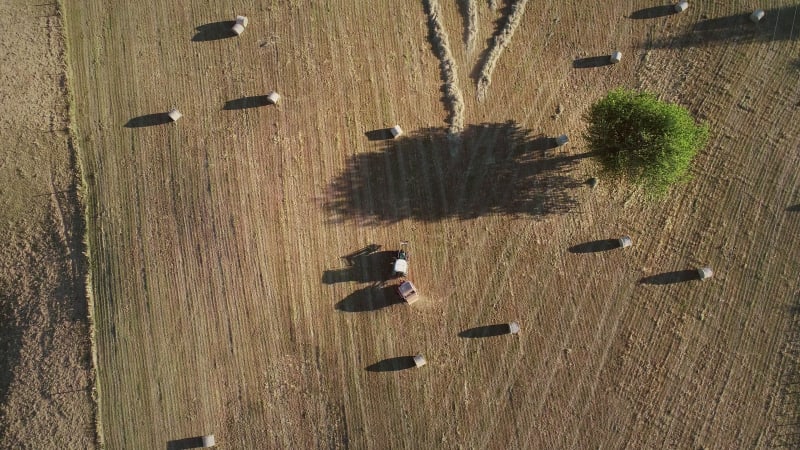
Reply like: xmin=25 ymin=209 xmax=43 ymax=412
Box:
xmin=54 ymin=0 xmax=800 ymax=449
xmin=0 ymin=0 xmax=94 ymax=448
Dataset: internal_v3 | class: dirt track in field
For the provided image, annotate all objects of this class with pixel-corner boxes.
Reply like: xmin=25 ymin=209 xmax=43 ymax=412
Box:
xmin=64 ymin=1 xmax=800 ymax=449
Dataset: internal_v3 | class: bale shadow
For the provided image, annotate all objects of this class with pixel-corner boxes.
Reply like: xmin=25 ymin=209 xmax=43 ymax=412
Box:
xmin=323 ymin=251 xmax=396 ymax=284
xmin=365 ymin=356 xmax=417 ymax=372
xmin=568 ymin=239 xmax=620 ymax=253
xmin=639 ymin=269 xmax=700 ymax=285
xmin=191 ymin=21 xmax=236 ymax=41
xmin=459 ymin=324 xmax=512 ymax=338
xmin=365 ymin=129 xmax=395 ymax=141
xmin=647 ymin=6 xmax=800 ymax=49
xmin=787 ymin=204 xmax=800 ymax=212
xmin=629 ymin=5 xmax=677 ymax=20
xmin=572 ymin=56 xmax=613 ymax=69
xmin=342 ymin=244 xmax=382 ymax=265
xmin=166 ymin=436 xmax=205 ymax=450
xmin=223 ymin=95 xmax=271 ymax=110
xmin=335 ymin=285 xmax=402 ymax=312
xmin=124 ymin=113 xmax=173 ymax=128
xmin=325 ymin=122 xmax=583 ymax=224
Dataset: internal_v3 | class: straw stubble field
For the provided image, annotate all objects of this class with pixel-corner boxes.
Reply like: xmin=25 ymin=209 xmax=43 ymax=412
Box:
xmin=59 ymin=0 xmax=800 ymax=449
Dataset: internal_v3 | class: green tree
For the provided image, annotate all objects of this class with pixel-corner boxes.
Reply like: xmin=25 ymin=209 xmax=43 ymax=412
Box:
xmin=585 ymin=88 xmax=709 ymax=197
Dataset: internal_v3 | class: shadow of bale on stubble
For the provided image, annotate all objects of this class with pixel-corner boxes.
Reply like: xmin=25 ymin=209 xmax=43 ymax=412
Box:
xmin=568 ymin=239 xmax=621 ymax=253
xmin=323 ymin=251 xmax=396 ymax=284
xmin=629 ymin=5 xmax=677 ymax=20
xmin=639 ymin=269 xmax=700 ymax=285
xmin=223 ymin=95 xmax=272 ymax=110
xmin=364 ymin=129 xmax=396 ymax=141
xmin=646 ymin=6 xmax=800 ymax=49
xmin=325 ymin=122 xmax=583 ymax=224
xmin=458 ymin=324 xmax=513 ymax=338
xmin=787 ymin=204 xmax=800 ymax=212
xmin=572 ymin=55 xmax=613 ymax=69
xmin=166 ymin=436 xmax=206 ymax=450
xmin=335 ymin=285 xmax=403 ymax=312
xmin=191 ymin=21 xmax=236 ymax=42
xmin=365 ymin=356 xmax=417 ymax=372
xmin=124 ymin=113 xmax=173 ymax=128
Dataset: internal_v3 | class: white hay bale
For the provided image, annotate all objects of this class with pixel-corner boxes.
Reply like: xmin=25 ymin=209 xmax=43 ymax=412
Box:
xmin=674 ymin=1 xmax=689 ymax=13
xmin=750 ymin=9 xmax=765 ymax=23
xmin=555 ymin=134 xmax=569 ymax=146
xmin=390 ymin=125 xmax=403 ymax=138
xmin=201 ymin=434 xmax=215 ymax=447
xmin=508 ymin=322 xmax=520 ymax=335
xmin=619 ymin=235 xmax=633 ymax=248
xmin=698 ymin=267 xmax=714 ymax=280
xmin=413 ymin=354 xmax=426 ymax=368
xmin=168 ymin=108 xmax=182 ymax=121
xmin=232 ymin=15 xmax=248 ymax=35
xmin=266 ymin=91 xmax=281 ymax=105
xmin=610 ymin=51 xmax=622 ymax=64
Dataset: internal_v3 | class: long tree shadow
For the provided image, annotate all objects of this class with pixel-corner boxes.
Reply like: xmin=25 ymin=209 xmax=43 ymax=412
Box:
xmin=459 ymin=324 xmax=513 ymax=338
xmin=192 ymin=21 xmax=236 ymax=41
xmin=323 ymin=251 xmax=396 ymax=284
xmin=629 ymin=5 xmax=677 ymax=20
xmin=639 ymin=269 xmax=700 ymax=285
xmin=568 ymin=239 xmax=621 ymax=253
xmin=365 ymin=356 xmax=417 ymax=372
xmin=648 ymin=6 xmax=800 ymax=49
xmin=335 ymin=285 xmax=403 ymax=312
xmin=124 ymin=113 xmax=173 ymax=128
xmin=325 ymin=122 xmax=583 ymax=223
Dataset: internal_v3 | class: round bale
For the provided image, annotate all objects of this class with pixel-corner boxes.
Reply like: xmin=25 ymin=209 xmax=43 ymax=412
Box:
xmin=390 ymin=125 xmax=404 ymax=138
xmin=674 ymin=1 xmax=689 ymax=13
xmin=610 ymin=51 xmax=622 ymax=64
xmin=698 ymin=267 xmax=714 ymax=280
xmin=619 ymin=235 xmax=633 ymax=249
xmin=508 ymin=322 xmax=521 ymax=335
xmin=266 ymin=91 xmax=281 ymax=105
xmin=201 ymin=434 xmax=215 ymax=447
xmin=555 ymin=134 xmax=569 ymax=146
xmin=588 ymin=177 xmax=599 ymax=188
xmin=168 ymin=108 xmax=182 ymax=121
xmin=413 ymin=354 xmax=426 ymax=368
xmin=232 ymin=15 xmax=248 ymax=35
xmin=750 ymin=9 xmax=765 ymax=23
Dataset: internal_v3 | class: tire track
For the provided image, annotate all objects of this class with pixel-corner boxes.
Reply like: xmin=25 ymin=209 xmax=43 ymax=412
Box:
xmin=422 ymin=0 xmax=465 ymax=141
xmin=475 ymin=0 xmax=529 ymax=102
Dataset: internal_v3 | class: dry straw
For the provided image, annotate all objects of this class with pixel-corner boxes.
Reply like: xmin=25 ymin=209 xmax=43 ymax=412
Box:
xmin=476 ymin=0 xmax=530 ymax=101
xmin=424 ymin=0 xmax=465 ymax=138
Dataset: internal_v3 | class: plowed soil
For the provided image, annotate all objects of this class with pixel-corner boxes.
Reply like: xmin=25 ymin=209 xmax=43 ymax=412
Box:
xmin=59 ymin=1 xmax=800 ymax=449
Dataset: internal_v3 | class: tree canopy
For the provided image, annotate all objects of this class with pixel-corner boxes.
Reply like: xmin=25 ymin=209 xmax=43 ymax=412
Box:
xmin=585 ymin=88 xmax=709 ymax=197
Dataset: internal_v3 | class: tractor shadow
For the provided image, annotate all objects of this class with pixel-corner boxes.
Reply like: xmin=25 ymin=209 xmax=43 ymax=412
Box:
xmin=124 ymin=113 xmax=173 ymax=128
xmin=572 ymin=55 xmax=613 ymax=69
xmin=335 ymin=285 xmax=403 ymax=312
xmin=223 ymin=95 xmax=271 ymax=110
xmin=629 ymin=5 xmax=677 ymax=20
xmin=639 ymin=269 xmax=700 ymax=285
xmin=647 ymin=6 xmax=800 ymax=49
xmin=323 ymin=250 xmax=396 ymax=284
xmin=568 ymin=239 xmax=621 ymax=253
xmin=365 ymin=356 xmax=417 ymax=372
xmin=325 ymin=122 xmax=583 ymax=223
xmin=459 ymin=324 xmax=512 ymax=338
xmin=192 ymin=21 xmax=236 ymax=41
